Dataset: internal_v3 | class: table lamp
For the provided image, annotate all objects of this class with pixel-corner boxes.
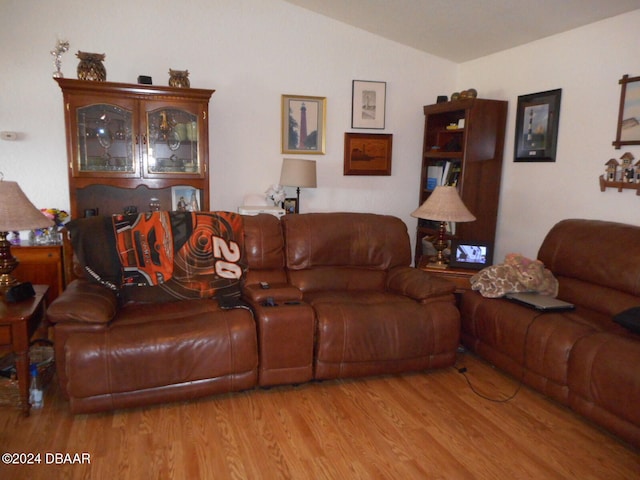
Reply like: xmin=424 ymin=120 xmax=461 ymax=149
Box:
xmin=279 ymin=158 xmax=317 ymax=213
xmin=411 ymin=186 xmax=476 ymax=269
xmin=0 ymin=178 xmax=54 ymax=288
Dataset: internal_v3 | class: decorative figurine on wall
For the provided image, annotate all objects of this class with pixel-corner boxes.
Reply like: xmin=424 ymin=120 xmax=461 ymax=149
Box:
xmin=599 ymin=152 xmax=640 ymax=195
xmin=605 ymin=158 xmax=619 ymax=181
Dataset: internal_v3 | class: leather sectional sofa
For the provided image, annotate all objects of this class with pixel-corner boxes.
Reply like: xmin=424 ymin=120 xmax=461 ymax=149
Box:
xmin=460 ymin=219 xmax=640 ymax=448
xmin=47 ymin=212 xmax=459 ymax=414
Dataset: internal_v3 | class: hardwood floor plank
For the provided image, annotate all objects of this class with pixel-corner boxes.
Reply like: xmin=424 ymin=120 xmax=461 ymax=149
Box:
xmin=0 ymin=353 xmax=637 ymax=479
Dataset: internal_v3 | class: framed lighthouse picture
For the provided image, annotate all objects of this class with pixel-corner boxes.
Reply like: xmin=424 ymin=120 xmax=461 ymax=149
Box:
xmin=282 ymin=94 xmax=326 ymax=154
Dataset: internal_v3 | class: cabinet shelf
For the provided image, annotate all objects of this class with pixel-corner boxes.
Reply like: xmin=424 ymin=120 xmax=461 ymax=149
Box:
xmin=424 ymin=151 xmax=463 ymax=158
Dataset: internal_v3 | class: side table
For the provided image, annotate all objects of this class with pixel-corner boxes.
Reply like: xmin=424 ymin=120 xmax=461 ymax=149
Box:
xmin=421 ymin=265 xmax=476 ymax=294
xmin=0 ymin=285 xmax=49 ymax=416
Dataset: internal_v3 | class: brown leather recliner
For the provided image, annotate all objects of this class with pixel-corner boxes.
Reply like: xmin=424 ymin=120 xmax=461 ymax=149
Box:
xmin=279 ymin=213 xmax=460 ymax=380
xmin=460 ymin=219 xmax=640 ymax=448
xmin=48 ymin=212 xmax=460 ymax=413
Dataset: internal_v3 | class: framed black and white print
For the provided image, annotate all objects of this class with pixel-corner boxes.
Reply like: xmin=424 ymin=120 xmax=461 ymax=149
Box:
xmin=351 ymin=80 xmax=386 ymax=129
xmin=514 ymin=88 xmax=562 ymax=162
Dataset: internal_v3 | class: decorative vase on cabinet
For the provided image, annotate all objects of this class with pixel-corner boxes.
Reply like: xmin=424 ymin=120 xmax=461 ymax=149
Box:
xmin=55 ymin=78 xmax=214 ymax=218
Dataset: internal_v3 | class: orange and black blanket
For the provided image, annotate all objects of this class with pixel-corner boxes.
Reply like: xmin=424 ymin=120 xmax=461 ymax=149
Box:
xmin=68 ymin=211 xmax=246 ymax=303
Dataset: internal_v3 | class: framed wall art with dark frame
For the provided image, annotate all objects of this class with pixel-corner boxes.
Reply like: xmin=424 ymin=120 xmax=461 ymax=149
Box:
xmin=514 ymin=88 xmax=562 ymax=162
xmin=613 ymin=74 xmax=640 ymax=149
xmin=343 ymin=132 xmax=393 ymax=176
xmin=351 ymin=80 xmax=386 ymax=129
xmin=281 ymin=94 xmax=326 ymax=154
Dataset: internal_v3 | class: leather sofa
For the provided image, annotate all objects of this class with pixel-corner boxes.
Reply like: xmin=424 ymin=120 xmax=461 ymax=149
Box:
xmin=48 ymin=212 xmax=459 ymax=413
xmin=460 ymin=219 xmax=640 ymax=448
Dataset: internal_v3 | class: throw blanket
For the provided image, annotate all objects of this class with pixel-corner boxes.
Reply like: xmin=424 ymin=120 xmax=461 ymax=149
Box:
xmin=470 ymin=253 xmax=558 ymax=298
xmin=68 ymin=211 xmax=246 ymax=302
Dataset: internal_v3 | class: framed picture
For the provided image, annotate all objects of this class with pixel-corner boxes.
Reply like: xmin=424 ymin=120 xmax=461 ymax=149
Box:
xmin=448 ymin=239 xmax=493 ymax=270
xmin=613 ymin=74 xmax=640 ymax=149
xmin=281 ymin=94 xmax=326 ymax=154
xmin=514 ymin=88 xmax=562 ymax=162
xmin=283 ymin=198 xmax=298 ymax=214
xmin=351 ymin=80 xmax=386 ymax=129
xmin=344 ymin=133 xmax=393 ymax=176
xmin=171 ymin=186 xmax=201 ymax=211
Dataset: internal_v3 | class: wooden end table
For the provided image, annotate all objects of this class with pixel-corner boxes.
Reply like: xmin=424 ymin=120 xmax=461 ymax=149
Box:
xmin=420 ymin=264 xmax=476 ymax=294
xmin=0 ymin=285 xmax=48 ymax=416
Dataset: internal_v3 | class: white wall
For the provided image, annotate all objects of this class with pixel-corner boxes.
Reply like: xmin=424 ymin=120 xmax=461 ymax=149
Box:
xmin=460 ymin=10 xmax=640 ymax=262
xmin=0 ymin=0 xmax=455 ymax=253
xmin=3 ymin=1 xmax=639 ymax=264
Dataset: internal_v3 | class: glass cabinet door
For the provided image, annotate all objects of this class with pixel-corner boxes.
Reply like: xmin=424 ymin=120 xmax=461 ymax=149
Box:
xmin=76 ymin=103 xmax=135 ymax=174
xmin=145 ymin=107 xmax=201 ymax=176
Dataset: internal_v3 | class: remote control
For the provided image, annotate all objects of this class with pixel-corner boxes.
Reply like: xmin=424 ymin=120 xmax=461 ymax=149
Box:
xmin=260 ymin=282 xmax=270 ymax=289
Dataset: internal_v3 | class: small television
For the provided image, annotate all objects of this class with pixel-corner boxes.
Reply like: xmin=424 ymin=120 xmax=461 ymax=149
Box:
xmin=448 ymin=240 xmax=493 ymax=270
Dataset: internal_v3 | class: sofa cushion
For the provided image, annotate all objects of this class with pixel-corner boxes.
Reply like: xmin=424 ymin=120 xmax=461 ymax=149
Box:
xmin=242 ymin=213 xmax=288 ymax=286
xmin=281 ymin=212 xmax=411 ymax=271
xmin=310 ymin=291 xmax=460 ymax=379
xmin=64 ymin=306 xmax=257 ymax=399
xmin=538 ymin=219 xmax=640 ymax=297
xmin=568 ymin=332 xmax=640 ymax=436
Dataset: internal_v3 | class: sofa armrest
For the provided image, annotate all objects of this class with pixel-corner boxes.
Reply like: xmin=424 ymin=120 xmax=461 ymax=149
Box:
xmin=243 ymin=283 xmax=303 ymax=304
xmin=47 ymin=279 xmax=118 ymax=325
xmin=386 ymin=266 xmax=456 ymax=302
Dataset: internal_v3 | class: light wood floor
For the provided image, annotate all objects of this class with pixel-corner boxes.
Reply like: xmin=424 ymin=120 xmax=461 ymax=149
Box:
xmin=0 ymin=353 xmax=638 ymax=479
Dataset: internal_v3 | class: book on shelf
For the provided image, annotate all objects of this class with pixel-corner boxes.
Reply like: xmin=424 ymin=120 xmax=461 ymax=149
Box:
xmin=446 ymin=161 xmax=462 ymax=186
xmin=426 ymin=164 xmax=444 ymax=191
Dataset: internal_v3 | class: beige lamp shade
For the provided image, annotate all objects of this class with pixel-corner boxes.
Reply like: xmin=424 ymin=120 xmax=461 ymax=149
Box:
xmin=280 ymin=158 xmax=317 ymax=188
xmin=0 ymin=180 xmax=54 ymax=231
xmin=411 ymin=186 xmax=476 ymax=223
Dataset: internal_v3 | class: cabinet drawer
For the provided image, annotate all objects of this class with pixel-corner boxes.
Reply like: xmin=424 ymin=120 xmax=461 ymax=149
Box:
xmin=14 ymin=247 xmax=61 ymax=264
xmin=0 ymin=325 xmax=11 ymax=345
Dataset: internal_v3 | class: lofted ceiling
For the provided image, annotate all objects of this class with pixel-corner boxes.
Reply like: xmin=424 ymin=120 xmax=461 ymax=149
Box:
xmin=283 ymin=0 xmax=640 ymax=62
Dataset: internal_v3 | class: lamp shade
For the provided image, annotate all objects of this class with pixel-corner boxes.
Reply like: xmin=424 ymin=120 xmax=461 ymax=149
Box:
xmin=279 ymin=158 xmax=317 ymax=188
xmin=411 ymin=186 xmax=476 ymax=223
xmin=0 ymin=180 xmax=54 ymax=231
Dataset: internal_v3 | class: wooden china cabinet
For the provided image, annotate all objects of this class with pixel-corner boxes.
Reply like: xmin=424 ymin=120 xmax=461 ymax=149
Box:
xmin=416 ymin=98 xmax=507 ymax=266
xmin=55 ymin=78 xmax=215 ymax=219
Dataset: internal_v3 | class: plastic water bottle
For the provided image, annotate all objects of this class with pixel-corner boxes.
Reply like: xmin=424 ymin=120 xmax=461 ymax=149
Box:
xmin=29 ymin=364 xmax=43 ymax=409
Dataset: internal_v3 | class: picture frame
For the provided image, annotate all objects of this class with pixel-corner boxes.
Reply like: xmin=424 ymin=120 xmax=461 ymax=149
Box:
xmin=514 ymin=88 xmax=562 ymax=162
xmin=171 ymin=186 xmax=201 ymax=211
xmin=283 ymin=198 xmax=298 ymax=214
xmin=343 ymin=133 xmax=393 ymax=176
xmin=613 ymin=74 xmax=640 ymax=149
xmin=281 ymin=94 xmax=326 ymax=154
xmin=351 ymin=80 xmax=386 ymax=129
xmin=448 ymin=239 xmax=493 ymax=270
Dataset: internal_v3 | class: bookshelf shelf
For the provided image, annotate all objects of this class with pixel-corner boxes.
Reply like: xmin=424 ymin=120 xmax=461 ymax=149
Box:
xmin=416 ymin=99 xmax=508 ymax=265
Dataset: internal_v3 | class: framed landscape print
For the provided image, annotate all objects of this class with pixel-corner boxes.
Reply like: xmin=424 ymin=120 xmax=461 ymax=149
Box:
xmin=343 ymin=133 xmax=393 ymax=175
xmin=613 ymin=74 xmax=640 ymax=149
xmin=514 ymin=88 xmax=562 ymax=162
xmin=351 ymin=80 xmax=386 ymax=129
xmin=281 ymin=94 xmax=326 ymax=154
